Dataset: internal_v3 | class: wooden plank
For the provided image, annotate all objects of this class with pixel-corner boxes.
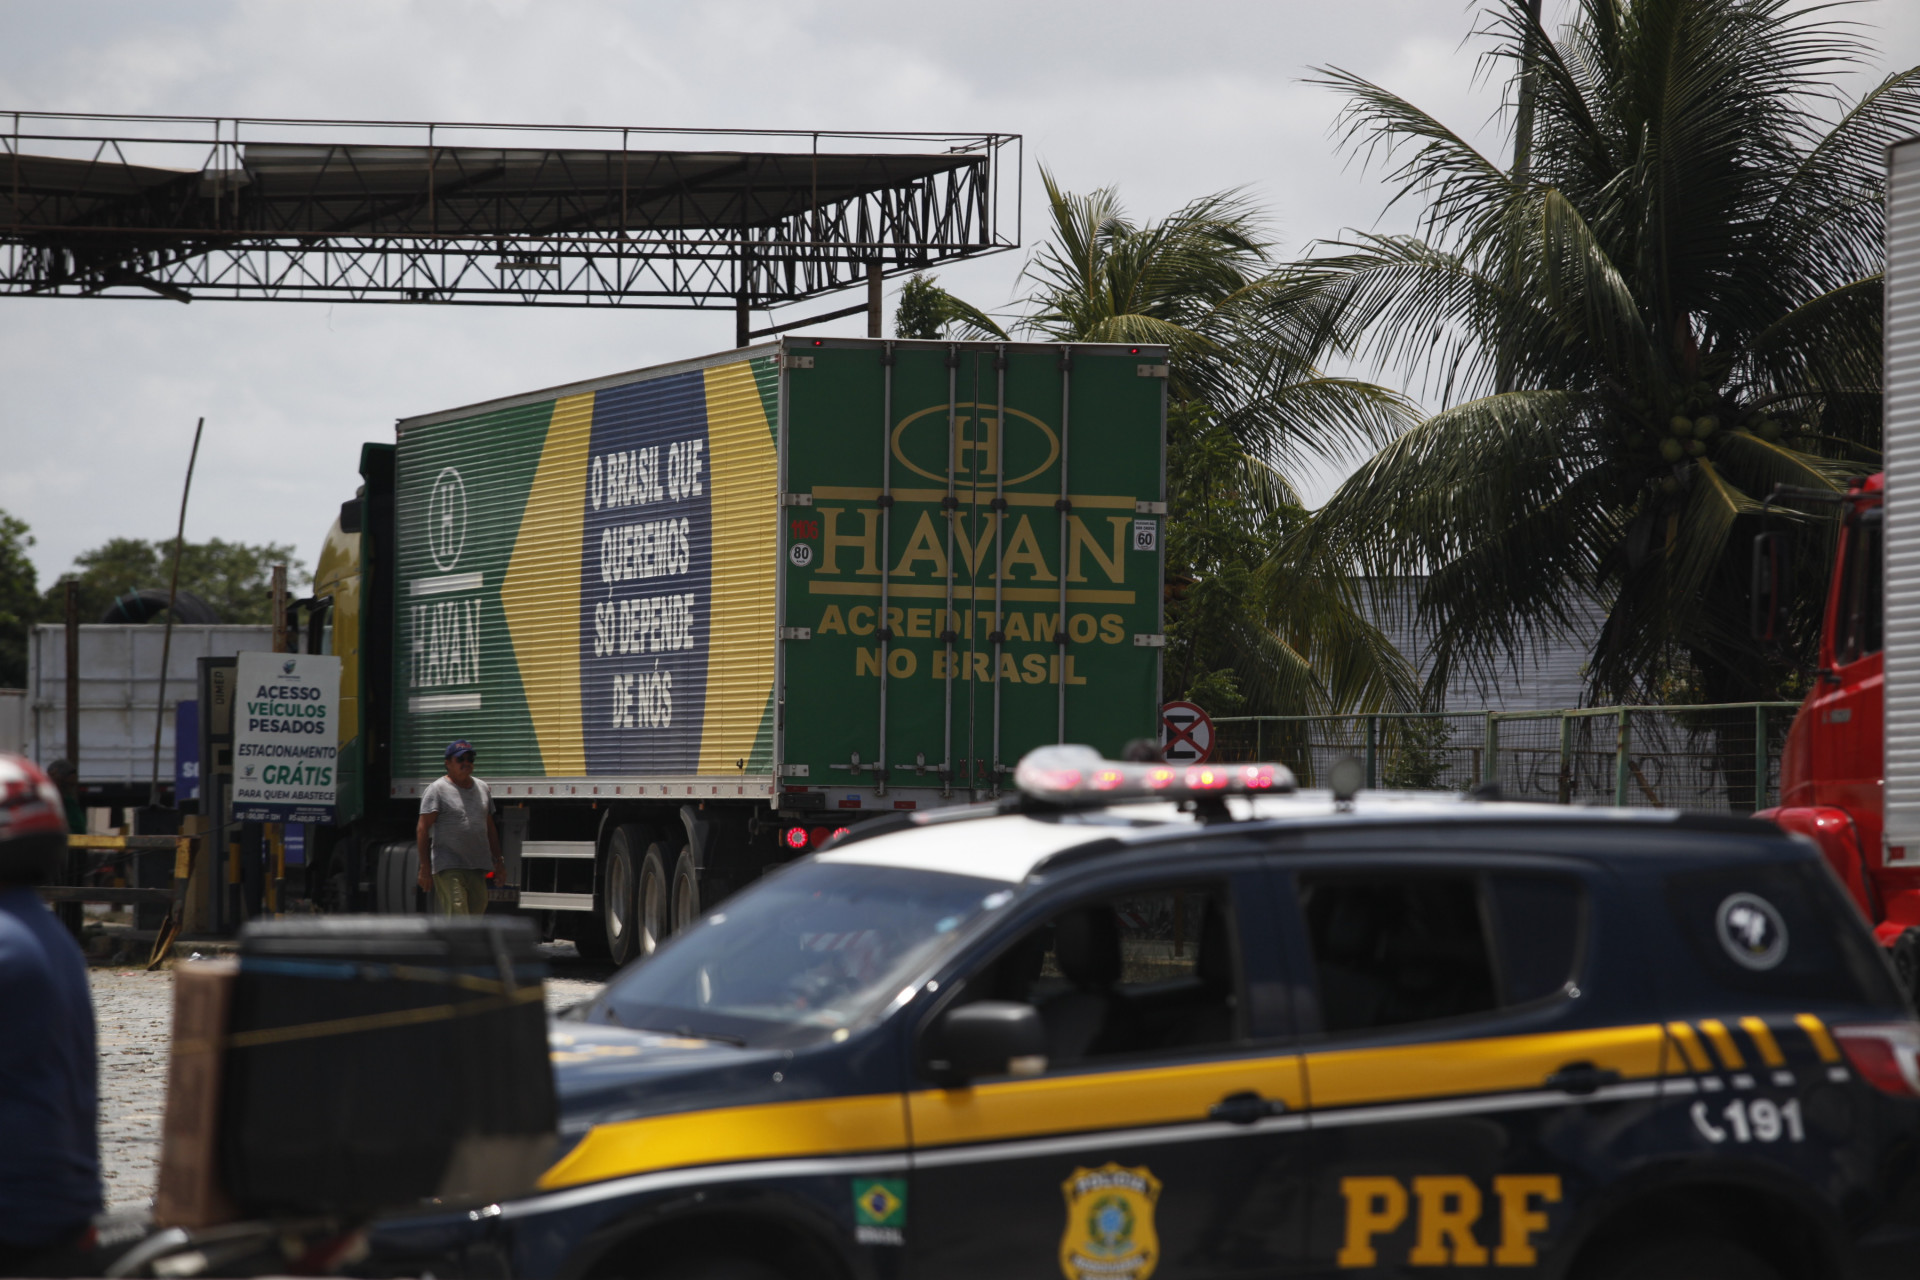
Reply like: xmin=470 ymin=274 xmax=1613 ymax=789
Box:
xmin=36 ymin=886 xmax=173 ymax=906
xmin=67 ymin=834 xmax=183 ymax=851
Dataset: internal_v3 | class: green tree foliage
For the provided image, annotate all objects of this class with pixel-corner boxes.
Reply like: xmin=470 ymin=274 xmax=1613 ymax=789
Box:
xmin=893 ymin=271 xmax=1010 ymax=342
xmin=930 ymin=172 xmax=1419 ymax=715
xmin=1166 ymin=404 xmax=1416 ymax=717
xmin=0 ymin=511 xmax=37 ymax=687
xmin=895 ymin=273 xmax=946 ymax=340
xmin=1009 ymin=172 xmax=1408 ymax=477
xmin=46 ymin=537 xmax=310 ymax=626
xmin=1381 ymin=717 xmax=1455 ymax=790
xmin=1305 ymin=0 xmax=1918 ymax=703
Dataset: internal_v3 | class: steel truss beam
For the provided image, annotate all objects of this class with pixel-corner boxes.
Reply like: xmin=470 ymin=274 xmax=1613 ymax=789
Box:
xmin=1 ymin=113 xmax=1021 ymax=309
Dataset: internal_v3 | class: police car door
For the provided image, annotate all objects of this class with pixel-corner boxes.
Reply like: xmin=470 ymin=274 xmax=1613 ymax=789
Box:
xmin=904 ymin=860 xmax=1314 ymax=1280
xmin=1270 ymin=850 xmax=1645 ymax=1276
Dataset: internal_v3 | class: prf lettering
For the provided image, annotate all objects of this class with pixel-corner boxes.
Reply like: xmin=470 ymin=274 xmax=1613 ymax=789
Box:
xmin=1337 ymin=1175 xmax=1561 ymax=1268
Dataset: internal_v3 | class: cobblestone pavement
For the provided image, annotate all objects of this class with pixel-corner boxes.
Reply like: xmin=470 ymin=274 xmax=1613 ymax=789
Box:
xmin=89 ymin=953 xmax=609 ymax=1212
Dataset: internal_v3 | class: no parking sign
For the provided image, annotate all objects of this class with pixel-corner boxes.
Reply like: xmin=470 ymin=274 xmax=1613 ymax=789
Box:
xmin=1160 ymin=700 xmax=1214 ymax=764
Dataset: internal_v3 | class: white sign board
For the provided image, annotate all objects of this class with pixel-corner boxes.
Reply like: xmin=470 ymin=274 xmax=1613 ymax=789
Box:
xmin=232 ymin=651 xmax=342 ymax=824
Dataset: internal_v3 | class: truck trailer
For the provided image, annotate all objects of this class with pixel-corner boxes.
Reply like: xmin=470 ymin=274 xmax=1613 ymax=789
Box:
xmin=308 ymin=337 xmax=1170 ymax=963
xmin=1749 ymin=135 xmax=1920 ymax=984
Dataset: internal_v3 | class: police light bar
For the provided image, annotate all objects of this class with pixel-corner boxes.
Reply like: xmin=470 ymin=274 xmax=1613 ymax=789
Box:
xmin=1014 ymin=745 xmax=1296 ymax=804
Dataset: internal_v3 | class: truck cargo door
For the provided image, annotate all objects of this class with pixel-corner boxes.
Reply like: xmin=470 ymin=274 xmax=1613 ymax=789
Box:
xmin=781 ymin=342 xmax=959 ymax=805
xmin=970 ymin=346 xmax=1167 ymax=783
xmin=780 ymin=341 xmax=1165 ymax=808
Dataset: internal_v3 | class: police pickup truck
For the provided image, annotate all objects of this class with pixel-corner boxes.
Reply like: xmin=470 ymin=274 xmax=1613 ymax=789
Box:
xmin=366 ymin=748 xmax=1920 ymax=1280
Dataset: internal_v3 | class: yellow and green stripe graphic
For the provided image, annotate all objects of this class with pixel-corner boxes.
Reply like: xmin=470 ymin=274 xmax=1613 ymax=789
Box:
xmin=394 ymin=357 xmax=780 ymax=779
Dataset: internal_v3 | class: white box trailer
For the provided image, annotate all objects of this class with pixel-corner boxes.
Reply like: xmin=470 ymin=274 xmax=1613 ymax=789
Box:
xmin=1886 ymin=136 xmax=1920 ymax=858
xmin=27 ymin=624 xmax=271 ymax=799
xmin=0 ymin=689 xmax=23 ymax=756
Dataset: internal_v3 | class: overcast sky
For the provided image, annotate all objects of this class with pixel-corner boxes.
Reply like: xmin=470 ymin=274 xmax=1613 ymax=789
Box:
xmin=5 ymin=0 xmax=1918 ymax=589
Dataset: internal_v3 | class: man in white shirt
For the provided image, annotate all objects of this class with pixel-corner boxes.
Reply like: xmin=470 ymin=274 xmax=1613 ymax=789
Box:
xmin=416 ymin=740 xmax=504 ymax=915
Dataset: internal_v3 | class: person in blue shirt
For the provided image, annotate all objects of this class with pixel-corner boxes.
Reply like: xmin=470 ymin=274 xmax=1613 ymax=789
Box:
xmin=0 ymin=755 xmax=101 ymax=1275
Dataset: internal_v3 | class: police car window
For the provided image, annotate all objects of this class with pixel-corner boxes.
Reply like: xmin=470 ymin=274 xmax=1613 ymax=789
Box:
xmin=968 ymin=884 xmax=1239 ymax=1064
xmin=1300 ymin=872 xmax=1498 ymax=1032
xmin=593 ymin=862 xmax=1013 ymax=1048
xmin=1489 ymin=873 xmax=1585 ymax=1004
xmin=1663 ymin=862 xmax=1904 ymax=1009
xmin=1837 ymin=507 xmax=1883 ymax=664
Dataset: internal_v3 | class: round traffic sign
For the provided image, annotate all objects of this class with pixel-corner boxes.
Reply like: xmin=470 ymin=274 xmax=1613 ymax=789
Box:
xmin=1160 ymin=700 xmax=1214 ymax=764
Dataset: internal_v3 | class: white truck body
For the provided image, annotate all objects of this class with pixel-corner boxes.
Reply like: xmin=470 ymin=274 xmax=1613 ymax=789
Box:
xmin=1886 ymin=137 xmax=1920 ymax=857
xmin=26 ymin=623 xmax=271 ymax=786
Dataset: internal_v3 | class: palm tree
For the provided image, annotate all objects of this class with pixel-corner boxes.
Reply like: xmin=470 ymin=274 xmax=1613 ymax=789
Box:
xmin=1303 ymin=0 xmax=1918 ymax=704
xmin=917 ymin=171 xmax=1422 ymax=718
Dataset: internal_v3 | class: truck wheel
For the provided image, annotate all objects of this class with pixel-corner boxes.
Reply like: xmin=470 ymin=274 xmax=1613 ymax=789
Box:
xmin=601 ymin=825 xmax=645 ymax=966
xmin=571 ymin=919 xmax=612 ymax=961
xmin=636 ymin=841 xmax=671 ymax=956
xmin=671 ymin=849 xmax=700 ymax=933
xmin=375 ymin=841 xmax=423 ymax=914
xmin=1894 ymin=928 xmax=1920 ymax=1006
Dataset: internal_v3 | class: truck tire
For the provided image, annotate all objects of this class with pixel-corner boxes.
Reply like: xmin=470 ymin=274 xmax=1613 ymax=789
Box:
xmin=601 ymin=825 xmax=645 ymax=967
xmin=1894 ymin=928 xmax=1920 ymax=1008
xmin=571 ymin=919 xmax=611 ymax=962
xmin=671 ymin=849 xmax=700 ymax=933
xmin=374 ymin=841 xmax=424 ymax=915
xmin=636 ymin=839 xmax=671 ymax=957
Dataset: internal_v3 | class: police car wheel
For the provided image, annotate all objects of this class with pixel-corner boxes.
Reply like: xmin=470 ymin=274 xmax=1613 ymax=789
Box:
xmin=647 ymin=1257 xmax=783 ymax=1280
xmin=1581 ymin=1233 xmax=1780 ymax=1280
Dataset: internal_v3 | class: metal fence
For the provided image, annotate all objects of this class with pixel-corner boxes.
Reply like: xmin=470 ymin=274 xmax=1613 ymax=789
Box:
xmin=1211 ymin=703 xmax=1801 ymax=813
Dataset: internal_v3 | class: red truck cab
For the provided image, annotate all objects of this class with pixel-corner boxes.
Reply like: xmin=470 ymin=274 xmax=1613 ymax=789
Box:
xmin=1762 ymin=475 xmax=1920 ymax=968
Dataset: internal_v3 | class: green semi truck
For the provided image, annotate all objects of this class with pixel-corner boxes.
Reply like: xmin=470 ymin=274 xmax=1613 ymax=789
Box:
xmin=308 ymin=337 xmax=1169 ymax=963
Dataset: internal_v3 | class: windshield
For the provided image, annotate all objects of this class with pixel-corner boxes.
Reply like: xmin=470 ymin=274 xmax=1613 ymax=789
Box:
xmin=591 ymin=861 xmax=1014 ymax=1047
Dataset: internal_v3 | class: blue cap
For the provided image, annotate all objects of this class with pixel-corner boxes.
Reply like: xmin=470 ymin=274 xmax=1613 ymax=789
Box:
xmin=445 ymin=739 xmax=475 ymax=759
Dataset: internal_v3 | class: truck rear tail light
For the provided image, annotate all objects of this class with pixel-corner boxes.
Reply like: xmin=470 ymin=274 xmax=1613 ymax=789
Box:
xmin=808 ymin=826 xmax=832 ymax=847
xmin=1834 ymin=1022 xmax=1920 ymax=1096
xmin=832 ymin=826 xmax=850 ymax=840
xmin=783 ymin=827 xmax=810 ymax=850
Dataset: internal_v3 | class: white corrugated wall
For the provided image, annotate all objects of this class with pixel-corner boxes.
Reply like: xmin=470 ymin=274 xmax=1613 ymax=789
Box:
xmin=25 ymin=624 xmax=273 ymax=782
xmin=1363 ymin=577 xmax=1604 ymax=711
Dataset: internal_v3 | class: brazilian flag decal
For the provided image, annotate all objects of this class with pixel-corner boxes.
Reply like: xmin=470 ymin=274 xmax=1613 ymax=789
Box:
xmin=853 ymin=1178 xmax=906 ymax=1229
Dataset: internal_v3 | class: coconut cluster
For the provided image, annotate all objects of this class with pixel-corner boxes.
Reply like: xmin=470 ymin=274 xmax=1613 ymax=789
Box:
xmin=1620 ymin=378 xmax=1792 ymax=467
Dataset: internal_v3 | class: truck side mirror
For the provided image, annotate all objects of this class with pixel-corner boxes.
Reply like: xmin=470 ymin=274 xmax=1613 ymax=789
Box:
xmin=1751 ymin=531 xmax=1792 ymax=643
xmin=924 ymin=1001 xmax=1047 ymax=1084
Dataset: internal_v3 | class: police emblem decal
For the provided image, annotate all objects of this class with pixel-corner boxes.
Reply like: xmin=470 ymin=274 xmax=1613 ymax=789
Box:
xmin=852 ymin=1177 xmax=906 ymax=1246
xmin=1059 ymin=1163 xmax=1161 ymax=1280
xmin=1716 ymin=892 xmax=1789 ymax=970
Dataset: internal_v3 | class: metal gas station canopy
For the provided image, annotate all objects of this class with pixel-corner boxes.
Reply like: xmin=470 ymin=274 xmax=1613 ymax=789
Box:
xmin=1 ymin=113 xmax=1020 ymax=340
